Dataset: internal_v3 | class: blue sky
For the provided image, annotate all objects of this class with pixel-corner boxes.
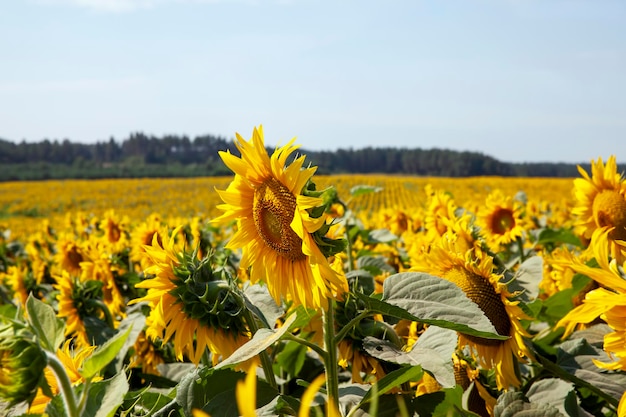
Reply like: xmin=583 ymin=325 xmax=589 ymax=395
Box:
xmin=1 ymin=0 xmax=625 ymax=164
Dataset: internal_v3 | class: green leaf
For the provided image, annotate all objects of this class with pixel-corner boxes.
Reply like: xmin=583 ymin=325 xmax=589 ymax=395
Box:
xmin=416 ymin=386 xmax=469 ymax=417
xmin=359 ymin=273 xmax=507 ymax=340
xmin=356 ymin=255 xmax=397 ymax=277
xmin=215 ymin=313 xmax=297 ymax=369
xmin=350 ymin=185 xmax=383 ymax=198
xmin=176 ymin=367 xmax=278 ymax=417
xmin=274 ymin=339 xmax=308 ymax=377
xmin=507 ymin=256 xmax=543 ymax=301
xmin=556 ymin=338 xmax=626 ymax=403
xmin=108 ymin=309 xmax=145 ymax=374
xmin=80 ymin=325 xmax=132 ymax=380
xmin=526 ymin=378 xmax=581 ymax=417
xmin=358 ymin=365 xmax=423 ymax=406
xmin=539 ymin=273 xmax=591 ymax=324
xmin=536 ymin=228 xmax=582 ymax=248
xmin=244 ymin=283 xmax=285 ymax=330
xmin=367 ymin=229 xmax=398 ymax=244
xmin=25 ymin=294 xmax=65 ymax=352
xmin=494 ymin=391 xmax=564 ymax=417
xmin=407 ymin=326 xmax=457 ymax=388
xmin=363 ymin=327 xmax=457 ymax=389
xmin=79 ymin=372 xmax=129 ymax=417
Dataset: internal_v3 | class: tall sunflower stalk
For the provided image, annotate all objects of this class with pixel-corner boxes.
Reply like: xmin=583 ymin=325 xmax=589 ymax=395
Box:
xmin=213 ymin=125 xmax=348 ymax=411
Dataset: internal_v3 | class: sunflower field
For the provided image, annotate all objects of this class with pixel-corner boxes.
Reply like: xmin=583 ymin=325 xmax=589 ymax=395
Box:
xmin=1 ymin=126 xmax=626 ymax=417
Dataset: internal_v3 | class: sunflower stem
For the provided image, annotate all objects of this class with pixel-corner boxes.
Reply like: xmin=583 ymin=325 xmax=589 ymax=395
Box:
xmin=242 ymin=307 xmax=278 ymax=390
xmin=323 ymin=299 xmax=340 ymax=412
xmin=284 ymin=333 xmax=328 ymax=360
xmin=334 ymin=310 xmax=374 ymax=345
xmin=45 ymin=350 xmax=80 ymax=417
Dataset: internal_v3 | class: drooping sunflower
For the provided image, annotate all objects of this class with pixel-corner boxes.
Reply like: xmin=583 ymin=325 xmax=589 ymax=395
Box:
xmin=212 ymin=125 xmax=347 ymax=310
xmin=54 ymin=270 xmax=106 ymax=347
xmin=411 ymin=239 xmax=533 ymax=390
xmin=28 ymin=340 xmax=99 ymax=414
xmin=476 ymin=189 xmax=525 ymax=250
xmin=132 ymin=226 xmax=251 ymax=365
xmin=572 ymin=155 xmax=626 ymax=263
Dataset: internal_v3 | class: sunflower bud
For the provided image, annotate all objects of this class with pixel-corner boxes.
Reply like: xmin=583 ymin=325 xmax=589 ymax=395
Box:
xmin=171 ymin=251 xmax=247 ymax=335
xmin=0 ymin=335 xmax=47 ymax=405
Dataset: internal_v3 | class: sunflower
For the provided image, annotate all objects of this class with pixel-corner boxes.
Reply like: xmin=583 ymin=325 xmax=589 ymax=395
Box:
xmin=129 ymin=328 xmax=166 ymax=376
xmin=54 ymin=232 xmax=85 ymax=276
xmin=28 ymin=340 xmax=99 ymax=414
xmin=98 ymin=209 xmax=130 ymax=253
xmin=338 ymin=338 xmax=387 ymax=383
xmin=477 ymin=189 xmax=525 ymax=250
xmin=411 ymin=239 xmax=532 ymax=390
xmin=212 ymin=125 xmax=347 ymax=310
xmin=453 ymin=355 xmax=496 ymax=417
xmin=130 ymin=213 xmax=169 ymax=271
xmin=572 ymin=155 xmax=626 ymax=263
xmin=423 ymin=184 xmax=458 ymax=241
xmin=132 ymin=226 xmax=251 ymax=365
xmin=556 ymin=228 xmax=626 ymax=369
xmin=2 ymin=264 xmax=39 ymax=306
xmin=54 ymin=270 xmax=108 ymax=347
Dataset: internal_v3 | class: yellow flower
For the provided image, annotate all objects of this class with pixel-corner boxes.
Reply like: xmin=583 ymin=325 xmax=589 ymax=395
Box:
xmin=54 ymin=270 xmax=98 ymax=347
xmin=557 ymin=228 xmax=626 ymax=370
xmin=477 ymin=189 xmax=525 ymax=249
xmin=98 ymin=209 xmax=130 ymax=253
xmin=411 ymin=240 xmax=532 ymax=390
xmin=54 ymin=231 xmax=85 ymax=276
xmin=572 ymin=155 xmax=626 ymax=263
xmin=80 ymin=239 xmax=125 ymax=320
xmin=423 ymin=184 xmax=457 ymax=241
xmin=338 ymin=339 xmax=386 ymax=383
xmin=213 ymin=125 xmax=347 ymax=310
xmin=453 ymin=355 xmax=496 ymax=417
xmin=29 ymin=341 xmax=99 ymax=414
xmin=130 ymin=213 xmax=169 ymax=271
xmin=132 ymin=227 xmax=251 ymax=365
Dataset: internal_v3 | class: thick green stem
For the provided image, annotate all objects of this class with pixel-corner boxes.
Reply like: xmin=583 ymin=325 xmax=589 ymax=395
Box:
xmin=45 ymin=351 xmax=79 ymax=417
xmin=323 ymin=299 xmax=340 ymax=412
xmin=334 ymin=310 xmax=373 ymax=344
xmin=243 ymin=308 xmax=278 ymax=390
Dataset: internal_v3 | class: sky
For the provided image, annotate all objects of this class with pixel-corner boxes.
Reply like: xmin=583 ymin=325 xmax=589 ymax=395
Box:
xmin=1 ymin=0 xmax=625 ymax=164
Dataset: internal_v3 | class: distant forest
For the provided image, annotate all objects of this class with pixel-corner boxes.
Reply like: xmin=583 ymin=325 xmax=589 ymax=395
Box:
xmin=0 ymin=132 xmax=613 ymax=181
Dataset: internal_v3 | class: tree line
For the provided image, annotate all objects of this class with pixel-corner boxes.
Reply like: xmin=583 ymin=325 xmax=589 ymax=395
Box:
xmin=0 ymin=133 xmax=613 ymax=181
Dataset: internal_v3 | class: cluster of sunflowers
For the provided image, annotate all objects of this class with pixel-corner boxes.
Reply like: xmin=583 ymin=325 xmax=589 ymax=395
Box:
xmin=1 ymin=126 xmax=626 ymax=416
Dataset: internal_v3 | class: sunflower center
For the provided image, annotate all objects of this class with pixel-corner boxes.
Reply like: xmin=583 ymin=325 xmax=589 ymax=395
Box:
xmin=443 ymin=267 xmax=511 ymax=346
xmin=253 ymin=177 xmax=305 ymax=262
xmin=108 ymin=222 xmax=122 ymax=243
xmin=66 ymin=244 xmax=83 ymax=270
xmin=490 ymin=208 xmax=515 ymax=235
xmin=593 ymin=190 xmax=626 ymax=241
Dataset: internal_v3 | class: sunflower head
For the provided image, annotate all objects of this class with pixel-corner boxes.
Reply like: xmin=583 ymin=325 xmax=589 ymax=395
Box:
xmin=477 ymin=190 xmax=525 ymax=248
xmin=169 ymin=249 xmax=247 ymax=337
xmin=572 ymin=156 xmax=626 ymax=257
xmin=411 ymin=245 xmax=532 ymax=390
xmin=0 ymin=327 xmax=47 ymax=406
xmin=212 ymin=125 xmax=348 ymax=310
